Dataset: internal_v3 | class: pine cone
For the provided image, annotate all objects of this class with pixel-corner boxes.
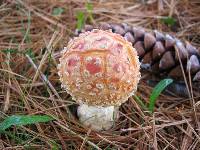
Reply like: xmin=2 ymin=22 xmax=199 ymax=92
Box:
xmin=75 ymin=23 xmax=200 ymax=83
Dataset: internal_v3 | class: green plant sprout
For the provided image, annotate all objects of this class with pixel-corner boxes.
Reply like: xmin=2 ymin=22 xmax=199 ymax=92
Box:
xmin=76 ymin=2 xmax=94 ymax=30
xmin=134 ymin=78 xmax=173 ymax=113
xmin=0 ymin=115 xmax=54 ymax=132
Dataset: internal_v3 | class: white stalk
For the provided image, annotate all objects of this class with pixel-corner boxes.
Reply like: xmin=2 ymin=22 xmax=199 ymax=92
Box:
xmin=77 ymin=104 xmax=119 ymax=131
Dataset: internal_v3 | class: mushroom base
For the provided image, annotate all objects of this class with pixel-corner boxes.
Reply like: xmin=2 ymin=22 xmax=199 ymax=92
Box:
xmin=77 ymin=104 xmax=119 ymax=131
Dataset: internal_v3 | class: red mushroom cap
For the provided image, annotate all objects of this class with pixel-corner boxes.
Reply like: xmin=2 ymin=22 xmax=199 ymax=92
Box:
xmin=58 ymin=29 xmax=140 ymax=106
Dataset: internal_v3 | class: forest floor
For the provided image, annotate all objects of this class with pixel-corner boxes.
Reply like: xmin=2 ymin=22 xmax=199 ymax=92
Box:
xmin=0 ymin=0 xmax=200 ymax=149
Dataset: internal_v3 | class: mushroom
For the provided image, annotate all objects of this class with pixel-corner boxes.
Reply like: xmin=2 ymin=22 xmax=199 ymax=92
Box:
xmin=58 ymin=29 xmax=141 ymax=131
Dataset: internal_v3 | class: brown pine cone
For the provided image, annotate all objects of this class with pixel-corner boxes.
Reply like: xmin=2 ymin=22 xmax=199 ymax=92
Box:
xmin=76 ymin=23 xmax=200 ymax=83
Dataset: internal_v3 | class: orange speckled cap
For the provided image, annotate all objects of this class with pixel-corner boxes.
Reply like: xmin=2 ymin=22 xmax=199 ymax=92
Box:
xmin=58 ymin=29 xmax=141 ymax=106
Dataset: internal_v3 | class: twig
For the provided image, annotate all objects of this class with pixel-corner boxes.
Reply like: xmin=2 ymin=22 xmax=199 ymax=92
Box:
xmin=54 ymin=121 xmax=102 ymax=150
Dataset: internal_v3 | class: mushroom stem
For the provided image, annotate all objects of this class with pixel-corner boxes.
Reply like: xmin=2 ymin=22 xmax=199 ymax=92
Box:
xmin=77 ymin=104 xmax=119 ymax=131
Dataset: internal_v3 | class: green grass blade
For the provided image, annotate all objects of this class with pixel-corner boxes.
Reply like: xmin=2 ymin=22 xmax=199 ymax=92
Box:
xmin=149 ymin=79 xmax=173 ymax=113
xmin=133 ymin=95 xmax=148 ymax=110
xmin=86 ymin=2 xmax=93 ymax=12
xmin=86 ymin=2 xmax=94 ymax=23
xmin=0 ymin=115 xmax=54 ymax=131
xmin=76 ymin=11 xmax=85 ymax=30
xmin=160 ymin=17 xmax=176 ymax=27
